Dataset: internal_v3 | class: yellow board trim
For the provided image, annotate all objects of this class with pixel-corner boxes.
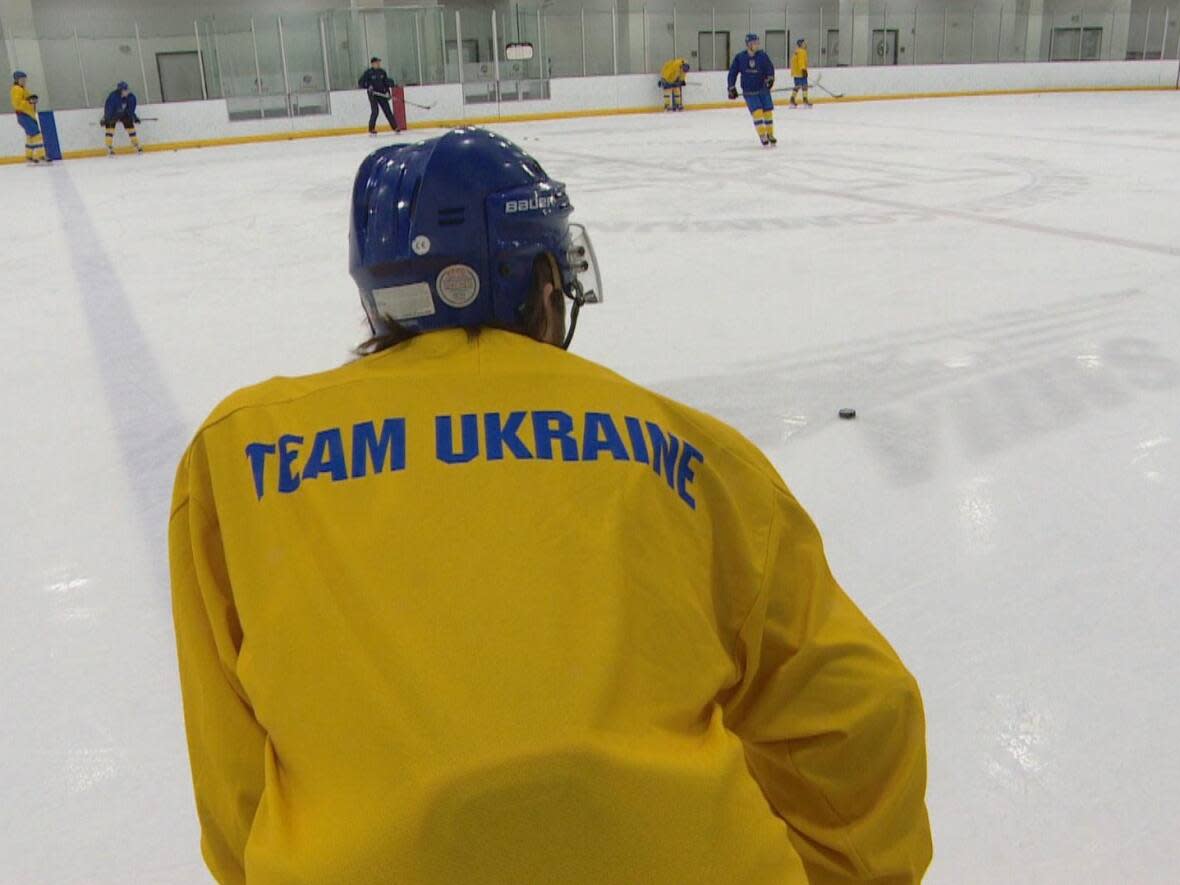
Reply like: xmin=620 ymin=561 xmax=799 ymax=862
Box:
xmin=2 ymin=83 xmax=1175 ymax=164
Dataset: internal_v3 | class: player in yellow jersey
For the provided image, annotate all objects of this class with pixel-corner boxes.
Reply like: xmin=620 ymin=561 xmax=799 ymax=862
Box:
xmin=170 ymin=127 xmax=932 ymax=885
xmin=10 ymin=71 xmax=49 ymax=164
xmin=658 ymin=57 xmax=690 ymax=111
xmin=790 ymin=38 xmax=812 ymax=108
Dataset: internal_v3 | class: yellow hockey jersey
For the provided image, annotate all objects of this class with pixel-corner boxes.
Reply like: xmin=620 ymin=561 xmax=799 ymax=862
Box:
xmin=660 ymin=57 xmax=688 ymax=84
xmin=10 ymin=83 xmax=37 ymax=117
xmin=170 ymin=327 xmax=931 ymax=885
xmin=791 ymin=47 xmax=809 ymax=78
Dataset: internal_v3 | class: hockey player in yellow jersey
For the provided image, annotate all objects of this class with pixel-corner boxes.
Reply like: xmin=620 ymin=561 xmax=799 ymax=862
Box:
xmin=790 ymin=38 xmax=812 ymax=108
xmin=170 ymin=127 xmax=932 ymax=884
xmin=10 ymin=71 xmax=49 ymax=164
xmin=658 ymin=57 xmax=690 ymax=111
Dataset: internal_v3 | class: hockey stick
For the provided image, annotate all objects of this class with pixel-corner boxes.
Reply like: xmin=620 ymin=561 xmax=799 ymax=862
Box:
xmin=88 ymin=118 xmax=157 ymax=126
xmin=372 ymin=91 xmax=435 ymax=111
xmin=811 ymin=73 xmax=844 ymax=99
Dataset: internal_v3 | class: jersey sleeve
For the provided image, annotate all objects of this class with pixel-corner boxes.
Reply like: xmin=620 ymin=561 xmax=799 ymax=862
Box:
xmin=170 ymin=438 xmax=268 ymax=885
xmin=727 ymin=54 xmax=740 ymax=88
xmin=11 ymin=85 xmax=35 ymax=117
xmin=723 ymin=488 xmax=933 ymax=884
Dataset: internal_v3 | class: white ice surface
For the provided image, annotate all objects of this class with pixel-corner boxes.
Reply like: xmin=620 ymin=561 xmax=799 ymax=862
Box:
xmin=2 ymin=92 xmax=1179 ymax=884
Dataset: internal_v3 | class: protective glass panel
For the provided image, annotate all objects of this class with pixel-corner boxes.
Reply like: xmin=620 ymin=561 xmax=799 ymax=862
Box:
xmin=280 ymin=13 xmax=330 ymax=116
xmin=540 ymin=13 xmax=581 ymax=78
xmin=584 ymin=11 xmax=615 ymax=76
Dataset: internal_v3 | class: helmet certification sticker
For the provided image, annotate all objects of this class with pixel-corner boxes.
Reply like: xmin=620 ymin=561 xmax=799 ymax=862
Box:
xmin=412 ymin=235 xmax=431 ymax=256
xmin=436 ymin=265 xmax=480 ymax=308
xmin=373 ymin=282 xmax=436 ymax=320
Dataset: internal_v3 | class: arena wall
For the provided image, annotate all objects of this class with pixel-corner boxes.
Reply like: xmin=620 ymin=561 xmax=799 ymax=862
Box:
xmin=3 ymin=59 xmax=1176 ymax=162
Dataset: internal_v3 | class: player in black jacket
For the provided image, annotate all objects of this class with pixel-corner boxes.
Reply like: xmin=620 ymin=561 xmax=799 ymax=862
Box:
xmin=358 ymin=57 xmax=400 ymax=134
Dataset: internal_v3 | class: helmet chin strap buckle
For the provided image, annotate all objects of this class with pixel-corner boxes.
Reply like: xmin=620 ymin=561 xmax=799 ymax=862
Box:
xmin=561 ymin=280 xmax=587 ymax=350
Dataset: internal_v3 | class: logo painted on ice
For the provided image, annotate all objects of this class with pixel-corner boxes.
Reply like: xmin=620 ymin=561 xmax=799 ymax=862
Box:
xmin=505 ymin=192 xmax=557 ymax=214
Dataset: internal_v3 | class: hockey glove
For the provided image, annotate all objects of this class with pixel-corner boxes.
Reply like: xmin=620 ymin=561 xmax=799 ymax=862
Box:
xmin=134 ymin=115 xmax=142 ymax=124
xmin=767 ymin=78 xmax=775 ymax=90
xmin=29 ymin=94 xmax=39 ymax=104
xmin=802 ymin=69 xmax=808 ymax=78
xmin=727 ymin=87 xmax=739 ymax=100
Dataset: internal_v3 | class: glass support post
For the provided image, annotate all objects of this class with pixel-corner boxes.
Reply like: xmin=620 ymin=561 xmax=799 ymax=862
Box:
xmin=1078 ymin=11 xmax=1084 ymax=60
xmin=213 ymin=26 xmax=227 ymax=97
xmin=135 ymin=22 xmax=151 ymax=103
xmin=1143 ymin=9 xmax=1152 ymax=59
xmin=581 ymin=8 xmax=587 ymax=76
xmin=997 ymin=5 xmax=1003 ymax=61
xmin=278 ymin=15 xmax=291 ymax=112
xmin=251 ymin=18 xmax=263 ymax=98
xmin=492 ymin=8 xmax=501 ymax=96
xmin=320 ymin=15 xmax=332 ymax=91
xmin=942 ymin=9 xmax=947 ymax=63
xmin=711 ymin=8 xmax=716 ymax=70
xmin=195 ymin=21 xmax=209 ymax=99
xmin=643 ymin=7 xmax=648 ymax=74
xmin=415 ymin=12 xmax=424 ymax=84
xmin=970 ymin=7 xmax=976 ymax=63
xmin=455 ymin=10 xmax=464 ymax=85
xmin=612 ymin=4 xmax=618 ymax=75
xmin=74 ymin=30 xmax=89 ymax=107
xmin=672 ymin=9 xmax=677 ymax=63
xmin=850 ymin=6 xmax=855 ymax=64
xmin=915 ymin=8 xmax=919 ymax=64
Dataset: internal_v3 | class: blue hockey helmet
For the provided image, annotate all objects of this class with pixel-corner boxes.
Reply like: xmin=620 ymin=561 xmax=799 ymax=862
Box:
xmin=13 ymin=70 xmax=27 ymax=81
xmin=117 ymin=80 xmax=129 ymax=90
xmin=745 ymin=33 xmax=760 ymax=46
xmin=350 ymin=127 xmax=602 ymax=344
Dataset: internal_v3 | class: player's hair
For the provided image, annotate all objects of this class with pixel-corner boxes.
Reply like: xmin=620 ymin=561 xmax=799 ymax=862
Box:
xmin=355 ymin=252 xmax=563 ymax=356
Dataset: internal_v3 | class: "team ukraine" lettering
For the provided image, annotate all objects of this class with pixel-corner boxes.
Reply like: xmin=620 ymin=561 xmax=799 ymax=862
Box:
xmin=245 ymin=411 xmax=705 ymax=509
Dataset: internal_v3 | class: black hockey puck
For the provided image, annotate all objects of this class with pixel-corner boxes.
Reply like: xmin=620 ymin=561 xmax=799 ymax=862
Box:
xmin=838 ymin=408 xmax=857 ymax=419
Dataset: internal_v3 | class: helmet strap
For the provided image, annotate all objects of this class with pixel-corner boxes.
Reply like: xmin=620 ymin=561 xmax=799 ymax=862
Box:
xmin=562 ymin=281 xmax=587 ymax=350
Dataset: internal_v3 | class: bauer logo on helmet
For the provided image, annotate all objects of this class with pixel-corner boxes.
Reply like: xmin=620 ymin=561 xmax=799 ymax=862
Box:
xmin=505 ymin=192 xmax=559 ymax=214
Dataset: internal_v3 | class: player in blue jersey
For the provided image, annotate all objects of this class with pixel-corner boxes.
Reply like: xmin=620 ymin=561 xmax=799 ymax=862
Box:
xmin=101 ymin=82 xmax=142 ymax=156
xmin=727 ymin=33 xmax=776 ymax=146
